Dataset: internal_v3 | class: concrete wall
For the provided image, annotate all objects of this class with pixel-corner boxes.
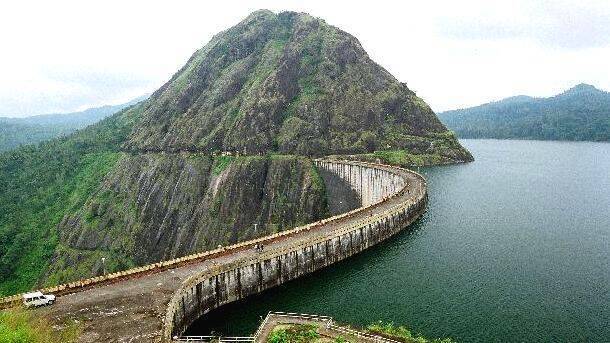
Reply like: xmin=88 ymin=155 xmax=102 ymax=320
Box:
xmin=315 ymin=160 xmax=406 ymax=206
xmin=164 ymin=160 xmax=427 ymax=341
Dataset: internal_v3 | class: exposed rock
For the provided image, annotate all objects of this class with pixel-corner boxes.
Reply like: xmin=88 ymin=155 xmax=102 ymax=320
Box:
xmin=42 ymin=154 xmax=327 ymax=284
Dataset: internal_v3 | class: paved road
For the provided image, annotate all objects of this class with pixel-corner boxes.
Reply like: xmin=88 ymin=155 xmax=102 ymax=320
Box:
xmin=36 ymin=166 xmax=423 ymax=342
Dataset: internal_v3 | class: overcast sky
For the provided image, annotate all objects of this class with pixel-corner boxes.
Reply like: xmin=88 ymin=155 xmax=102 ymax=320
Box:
xmin=2 ymin=0 xmax=610 ymax=117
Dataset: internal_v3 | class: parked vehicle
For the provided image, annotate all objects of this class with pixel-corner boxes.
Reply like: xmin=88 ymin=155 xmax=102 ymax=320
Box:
xmin=22 ymin=291 xmax=55 ymax=307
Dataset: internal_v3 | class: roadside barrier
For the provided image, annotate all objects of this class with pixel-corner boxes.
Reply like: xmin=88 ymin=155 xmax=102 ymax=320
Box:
xmin=0 ymin=159 xmax=426 ymax=311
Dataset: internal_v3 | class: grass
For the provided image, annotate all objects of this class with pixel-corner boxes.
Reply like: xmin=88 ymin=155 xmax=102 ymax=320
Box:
xmin=246 ymin=38 xmax=288 ymax=91
xmin=372 ymin=150 xmax=444 ymax=167
xmin=212 ymin=155 xmax=235 ymax=175
xmin=268 ymin=324 xmax=320 ymax=343
xmin=0 ymin=309 xmax=80 ymax=343
xmin=265 ymin=320 xmax=455 ymax=343
xmin=366 ymin=321 xmax=456 ymax=343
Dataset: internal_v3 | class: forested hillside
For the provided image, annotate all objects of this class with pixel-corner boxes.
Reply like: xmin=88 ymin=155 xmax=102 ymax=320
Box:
xmin=0 ymin=95 xmax=147 ymax=152
xmin=0 ymin=108 xmax=138 ymax=295
xmin=439 ymin=84 xmax=610 ymax=141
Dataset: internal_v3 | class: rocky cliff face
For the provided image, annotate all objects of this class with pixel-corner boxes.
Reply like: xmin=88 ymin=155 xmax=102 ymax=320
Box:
xmin=42 ymin=154 xmax=327 ymax=284
xmin=122 ymin=10 xmax=471 ymax=162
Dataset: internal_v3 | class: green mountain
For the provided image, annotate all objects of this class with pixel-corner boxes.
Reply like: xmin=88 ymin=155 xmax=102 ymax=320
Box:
xmin=123 ymin=10 xmax=472 ymax=162
xmin=0 ymin=95 xmax=148 ymax=152
xmin=439 ymin=84 xmax=610 ymax=141
xmin=0 ymin=10 xmax=471 ymax=295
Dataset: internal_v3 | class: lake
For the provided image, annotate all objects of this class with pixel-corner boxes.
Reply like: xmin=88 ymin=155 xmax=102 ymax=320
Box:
xmin=187 ymin=139 xmax=609 ymax=342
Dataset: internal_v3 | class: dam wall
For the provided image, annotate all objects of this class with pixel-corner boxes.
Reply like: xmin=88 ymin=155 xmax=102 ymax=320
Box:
xmin=164 ymin=160 xmax=427 ymax=341
xmin=316 ymin=160 xmax=407 ymax=206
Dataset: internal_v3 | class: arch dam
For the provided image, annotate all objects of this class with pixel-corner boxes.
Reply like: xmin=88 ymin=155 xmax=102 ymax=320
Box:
xmin=0 ymin=159 xmax=427 ymax=343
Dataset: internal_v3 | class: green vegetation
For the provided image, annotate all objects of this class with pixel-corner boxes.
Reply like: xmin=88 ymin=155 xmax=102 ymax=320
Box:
xmin=373 ymin=150 xmax=434 ymax=167
xmin=439 ymin=83 xmax=610 ymax=141
xmin=309 ymin=163 xmax=326 ymax=196
xmin=268 ymin=324 xmax=320 ymax=343
xmin=0 ymin=309 xmax=80 ymax=343
xmin=0 ymin=148 xmax=120 ymax=295
xmin=0 ymin=96 xmax=145 ymax=153
xmin=123 ymin=10 xmax=470 ymax=163
xmin=265 ymin=321 xmax=455 ymax=343
xmin=0 ymin=122 xmax=75 ymax=153
xmin=212 ymin=155 xmax=235 ymax=175
xmin=367 ymin=321 xmax=456 ymax=343
xmin=247 ymin=38 xmax=288 ymax=91
xmin=333 ymin=130 xmax=473 ymax=167
xmin=0 ymin=105 xmax=139 ymax=295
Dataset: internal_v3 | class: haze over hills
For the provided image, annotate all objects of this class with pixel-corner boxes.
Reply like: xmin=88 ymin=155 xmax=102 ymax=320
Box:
xmin=0 ymin=95 xmax=148 ymax=152
xmin=439 ymin=84 xmax=610 ymax=141
xmin=0 ymin=10 xmax=471 ymax=295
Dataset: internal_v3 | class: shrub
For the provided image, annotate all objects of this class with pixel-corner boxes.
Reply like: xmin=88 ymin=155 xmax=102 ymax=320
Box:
xmin=267 ymin=324 xmax=320 ymax=343
xmin=366 ymin=321 xmax=455 ymax=343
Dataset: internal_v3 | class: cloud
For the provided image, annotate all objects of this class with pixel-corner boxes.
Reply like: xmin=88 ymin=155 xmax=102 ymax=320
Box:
xmin=1 ymin=0 xmax=609 ymax=116
xmin=40 ymin=67 xmax=157 ymax=105
xmin=0 ymin=68 xmax=158 ymax=116
xmin=438 ymin=0 xmax=610 ymax=50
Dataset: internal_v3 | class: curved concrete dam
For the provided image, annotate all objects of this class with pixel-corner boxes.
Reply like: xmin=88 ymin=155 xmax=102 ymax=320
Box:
xmin=2 ymin=159 xmax=427 ymax=342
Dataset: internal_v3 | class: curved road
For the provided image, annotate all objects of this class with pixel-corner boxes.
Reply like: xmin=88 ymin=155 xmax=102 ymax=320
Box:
xmin=32 ymin=162 xmax=425 ymax=342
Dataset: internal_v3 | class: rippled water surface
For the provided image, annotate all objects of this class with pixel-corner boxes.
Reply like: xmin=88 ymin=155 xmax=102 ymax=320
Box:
xmin=188 ymin=140 xmax=610 ymax=342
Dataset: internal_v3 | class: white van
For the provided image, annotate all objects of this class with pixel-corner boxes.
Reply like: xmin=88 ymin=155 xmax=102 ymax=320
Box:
xmin=22 ymin=291 xmax=55 ymax=307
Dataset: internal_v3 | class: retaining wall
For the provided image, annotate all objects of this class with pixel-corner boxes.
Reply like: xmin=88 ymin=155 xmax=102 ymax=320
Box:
xmin=164 ymin=160 xmax=427 ymax=341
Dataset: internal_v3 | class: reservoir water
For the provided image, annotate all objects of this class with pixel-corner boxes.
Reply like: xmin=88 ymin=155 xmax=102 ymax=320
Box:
xmin=187 ymin=140 xmax=609 ymax=342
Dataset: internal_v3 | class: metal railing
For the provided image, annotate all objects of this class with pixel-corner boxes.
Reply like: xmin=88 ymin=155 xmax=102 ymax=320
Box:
xmin=267 ymin=311 xmax=333 ymax=321
xmin=174 ymin=336 xmax=254 ymax=342
xmin=252 ymin=311 xmax=333 ymax=340
xmin=251 ymin=312 xmax=403 ymax=343
xmin=327 ymin=324 xmax=402 ymax=343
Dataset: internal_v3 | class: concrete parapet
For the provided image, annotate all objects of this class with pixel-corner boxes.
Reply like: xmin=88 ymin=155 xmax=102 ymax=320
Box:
xmin=163 ymin=160 xmax=427 ymax=341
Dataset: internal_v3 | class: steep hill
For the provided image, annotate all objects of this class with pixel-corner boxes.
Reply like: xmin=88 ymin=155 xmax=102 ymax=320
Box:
xmin=0 ymin=110 xmax=328 ymax=293
xmin=0 ymin=10 xmax=471 ymax=295
xmin=123 ymin=10 xmax=471 ymax=162
xmin=0 ymin=95 xmax=147 ymax=152
xmin=439 ymin=84 xmax=610 ymax=141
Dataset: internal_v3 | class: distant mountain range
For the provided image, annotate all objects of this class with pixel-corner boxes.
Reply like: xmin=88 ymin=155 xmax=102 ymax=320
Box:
xmin=0 ymin=95 xmax=148 ymax=152
xmin=439 ymin=84 xmax=610 ymax=141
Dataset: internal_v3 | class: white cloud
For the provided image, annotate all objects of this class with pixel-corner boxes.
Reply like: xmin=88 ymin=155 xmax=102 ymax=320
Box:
xmin=438 ymin=0 xmax=610 ymax=50
xmin=1 ymin=0 xmax=609 ymax=116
